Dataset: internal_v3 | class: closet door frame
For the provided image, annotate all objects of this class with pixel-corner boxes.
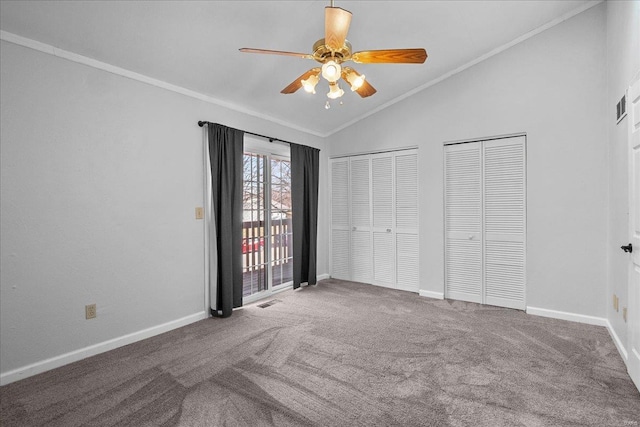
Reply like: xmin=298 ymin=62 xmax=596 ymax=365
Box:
xmin=443 ymin=133 xmax=527 ymax=309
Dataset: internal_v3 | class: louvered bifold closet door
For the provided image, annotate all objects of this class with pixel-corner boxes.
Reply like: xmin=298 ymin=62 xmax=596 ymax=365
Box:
xmin=445 ymin=142 xmax=483 ymax=303
xmin=395 ymin=150 xmax=419 ymax=292
xmin=330 ymin=158 xmax=350 ymax=280
xmin=350 ymin=156 xmax=373 ymax=284
xmin=483 ymin=137 xmax=526 ymax=310
xmin=371 ymin=153 xmax=395 ymax=287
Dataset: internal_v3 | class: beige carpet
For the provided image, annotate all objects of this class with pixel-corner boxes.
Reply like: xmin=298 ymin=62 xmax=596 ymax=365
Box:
xmin=1 ymin=279 xmax=639 ymax=426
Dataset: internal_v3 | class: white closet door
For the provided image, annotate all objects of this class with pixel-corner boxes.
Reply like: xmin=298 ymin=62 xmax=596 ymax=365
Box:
xmin=330 ymin=158 xmax=350 ymax=280
xmin=445 ymin=142 xmax=483 ymax=303
xmin=395 ymin=151 xmax=419 ymax=292
xmin=350 ymin=156 xmax=372 ymax=283
xmin=371 ymin=154 xmax=394 ymax=287
xmin=483 ymin=137 xmax=526 ymax=310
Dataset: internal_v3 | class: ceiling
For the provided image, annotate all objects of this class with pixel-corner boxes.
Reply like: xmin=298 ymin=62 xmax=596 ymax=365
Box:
xmin=0 ymin=0 xmax=593 ymax=136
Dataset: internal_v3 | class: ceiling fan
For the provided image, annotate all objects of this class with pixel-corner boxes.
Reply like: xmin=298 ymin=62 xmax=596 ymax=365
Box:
xmin=239 ymin=1 xmax=427 ymax=101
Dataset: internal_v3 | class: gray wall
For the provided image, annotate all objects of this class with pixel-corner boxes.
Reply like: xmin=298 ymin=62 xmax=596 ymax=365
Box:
xmin=0 ymin=40 xmax=326 ymax=378
xmin=326 ymin=4 xmax=608 ymax=317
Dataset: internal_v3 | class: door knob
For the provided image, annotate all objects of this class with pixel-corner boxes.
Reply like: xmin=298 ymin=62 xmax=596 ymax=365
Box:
xmin=621 ymin=243 xmax=633 ymax=253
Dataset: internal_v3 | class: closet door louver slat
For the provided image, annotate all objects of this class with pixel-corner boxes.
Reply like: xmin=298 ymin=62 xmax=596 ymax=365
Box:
xmin=350 ymin=157 xmax=372 ymax=284
xmin=395 ymin=152 xmax=419 ymax=291
xmin=372 ymin=155 xmax=395 ymax=287
xmin=445 ymin=142 xmax=483 ymax=303
xmin=395 ymin=153 xmax=419 ymax=231
xmin=397 ymin=233 xmax=420 ymax=291
xmin=484 ymin=138 xmax=526 ymax=310
xmin=330 ymin=159 xmax=350 ymax=280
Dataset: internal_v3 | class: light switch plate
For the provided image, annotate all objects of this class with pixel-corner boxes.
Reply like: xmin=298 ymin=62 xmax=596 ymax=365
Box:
xmin=195 ymin=207 xmax=204 ymax=220
xmin=85 ymin=304 xmax=96 ymax=319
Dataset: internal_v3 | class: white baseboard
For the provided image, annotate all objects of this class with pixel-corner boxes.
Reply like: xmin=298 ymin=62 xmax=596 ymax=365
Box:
xmin=605 ymin=319 xmax=629 ymax=361
xmin=317 ymin=273 xmax=330 ymax=281
xmin=419 ymin=290 xmax=445 ymax=300
xmin=525 ymin=306 xmax=608 ymax=326
xmin=525 ymin=307 xmax=630 ymax=365
xmin=0 ymin=311 xmax=208 ymax=386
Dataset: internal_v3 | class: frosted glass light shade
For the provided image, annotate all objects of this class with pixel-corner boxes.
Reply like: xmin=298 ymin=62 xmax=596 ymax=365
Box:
xmin=322 ymin=60 xmax=342 ymax=83
xmin=301 ymin=74 xmax=319 ymax=94
xmin=327 ymin=82 xmax=344 ymax=99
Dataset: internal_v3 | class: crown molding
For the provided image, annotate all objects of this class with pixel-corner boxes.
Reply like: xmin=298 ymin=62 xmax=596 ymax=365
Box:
xmin=0 ymin=30 xmax=325 ymax=138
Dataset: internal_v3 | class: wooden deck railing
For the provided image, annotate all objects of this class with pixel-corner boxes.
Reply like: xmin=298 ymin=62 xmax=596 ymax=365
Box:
xmin=242 ymin=219 xmax=293 ymax=296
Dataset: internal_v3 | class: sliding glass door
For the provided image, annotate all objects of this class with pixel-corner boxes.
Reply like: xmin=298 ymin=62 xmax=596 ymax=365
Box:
xmin=242 ymin=150 xmax=292 ymax=299
xmin=270 ymin=157 xmax=293 ymax=287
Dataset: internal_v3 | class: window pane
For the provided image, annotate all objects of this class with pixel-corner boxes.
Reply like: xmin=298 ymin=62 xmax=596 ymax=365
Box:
xmin=282 ymin=257 xmax=293 ymax=284
xmin=271 ymin=184 xmax=282 ymax=210
xmin=257 ymin=155 xmax=264 ymax=182
xmin=281 ymin=161 xmax=291 ymax=186
xmin=271 ymin=159 xmax=281 ymax=182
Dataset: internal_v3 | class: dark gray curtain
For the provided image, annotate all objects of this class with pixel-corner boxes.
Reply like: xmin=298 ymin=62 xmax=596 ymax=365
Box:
xmin=290 ymin=143 xmax=320 ymax=289
xmin=208 ymin=123 xmax=244 ymax=317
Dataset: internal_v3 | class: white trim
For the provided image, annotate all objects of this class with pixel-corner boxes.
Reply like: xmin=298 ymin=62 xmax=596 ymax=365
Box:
xmin=419 ymin=290 xmax=445 ymax=300
xmin=492 ymin=306 xmax=630 ymax=364
xmin=325 ymin=1 xmax=603 ymax=137
xmin=0 ymin=311 xmax=207 ymax=386
xmin=0 ymin=30 xmax=324 ymax=138
xmin=318 ymin=273 xmax=330 ymax=281
xmin=443 ymin=132 xmax=527 ymax=146
xmin=606 ymin=320 xmax=629 ymax=361
xmin=0 ymin=0 xmax=602 ymax=139
xmin=329 ymin=145 xmax=418 ymax=160
xmin=526 ymin=306 xmax=607 ymax=326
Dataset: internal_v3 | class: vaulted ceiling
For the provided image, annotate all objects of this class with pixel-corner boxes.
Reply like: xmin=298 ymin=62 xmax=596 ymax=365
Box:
xmin=0 ymin=0 xmax=593 ymax=136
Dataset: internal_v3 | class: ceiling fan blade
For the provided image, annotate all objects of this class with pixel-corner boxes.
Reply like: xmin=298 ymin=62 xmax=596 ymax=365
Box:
xmin=239 ymin=48 xmax=313 ymax=60
xmin=325 ymin=7 xmax=352 ymax=51
xmin=281 ymin=68 xmax=321 ymax=94
xmin=351 ymin=48 xmax=427 ymax=64
xmin=353 ymin=79 xmax=377 ymax=98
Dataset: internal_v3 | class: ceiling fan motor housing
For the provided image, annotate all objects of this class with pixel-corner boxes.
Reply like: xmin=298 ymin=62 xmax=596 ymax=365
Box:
xmin=312 ymin=38 xmax=352 ymax=63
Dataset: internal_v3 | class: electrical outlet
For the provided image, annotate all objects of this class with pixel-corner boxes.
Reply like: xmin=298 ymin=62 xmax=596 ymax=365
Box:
xmin=623 ymin=307 xmax=627 ymax=323
xmin=195 ymin=207 xmax=204 ymax=220
xmin=85 ymin=304 xmax=96 ymax=319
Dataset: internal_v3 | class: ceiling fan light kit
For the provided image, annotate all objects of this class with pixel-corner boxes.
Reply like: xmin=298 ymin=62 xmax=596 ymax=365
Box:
xmin=301 ymin=73 xmax=320 ymax=94
xmin=343 ymin=67 xmax=365 ymax=91
xmin=327 ymin=82 xmax=345 ymax=99
xmin=239 ymin=1 xmax=427 ymax=104
xmin=321 ymin=60 xmax=342 ymax=83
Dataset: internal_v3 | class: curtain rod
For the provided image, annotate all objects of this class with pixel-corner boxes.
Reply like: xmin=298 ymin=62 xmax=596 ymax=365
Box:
xmin=198 ymin=121 xmax=294 ymax=146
